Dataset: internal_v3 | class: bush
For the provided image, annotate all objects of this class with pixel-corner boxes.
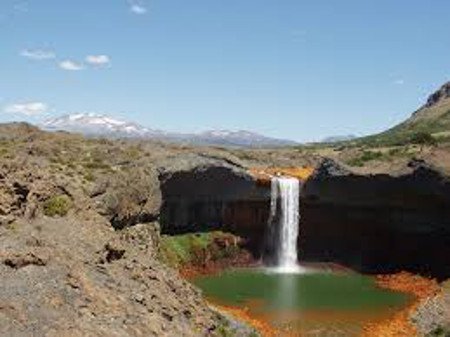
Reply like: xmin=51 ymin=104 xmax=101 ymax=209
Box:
xmin=427 ymin=326 xmax=450 ymax=337
xmin=43 ymin=195 xmax=72 ymax=217
xmin=410 ymin=131 xmax=437 ymax=146
xmin=346 ymin=150 xmax=383 ymax=167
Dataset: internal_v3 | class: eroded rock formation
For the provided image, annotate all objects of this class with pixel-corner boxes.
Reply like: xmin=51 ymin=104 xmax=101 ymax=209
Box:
xmin=159 ymin=161 xmax=271 ymax=255
xmin=300 ymin=158 xmax=450 ymax=279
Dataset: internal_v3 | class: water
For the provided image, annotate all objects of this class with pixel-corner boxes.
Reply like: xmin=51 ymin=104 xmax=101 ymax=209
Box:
xmin=193 ymin=269 xmax=411 ymax=336
xmin=268 ymin=176 xmax=301 ymax=273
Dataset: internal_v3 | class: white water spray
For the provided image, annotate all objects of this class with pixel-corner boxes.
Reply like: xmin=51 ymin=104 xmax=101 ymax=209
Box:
xmin=268 ymin=176 xmax=301 ymax=273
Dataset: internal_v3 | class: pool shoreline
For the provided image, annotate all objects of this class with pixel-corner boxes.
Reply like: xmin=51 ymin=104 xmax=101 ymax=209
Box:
xmin=189 ymin=266 xmax=440 ymax=337
xmin=362 ymin=272 xmax=440 ymax=337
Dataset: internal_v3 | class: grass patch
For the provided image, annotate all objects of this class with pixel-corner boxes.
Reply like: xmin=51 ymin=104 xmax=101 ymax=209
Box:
xmin=159 ymin=231 xmax=242 ymax=268
xmin=345 ymin=146 xmax=418 ymax=167
xmin=159 ymin=232 xmax=214 ymax=267
xmin=43 ymin=195 xmax=72 ymax=217
xmin=354 ymin=118 xmax=447 ymax=147
xmin=346 ymin=150 xmax=384 ymax=167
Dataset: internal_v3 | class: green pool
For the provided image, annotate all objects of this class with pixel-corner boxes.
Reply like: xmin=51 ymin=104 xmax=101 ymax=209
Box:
xmin=193 ymin=268 xmax=411 ymax=336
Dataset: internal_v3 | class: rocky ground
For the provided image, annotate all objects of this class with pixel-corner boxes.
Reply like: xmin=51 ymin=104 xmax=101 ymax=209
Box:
xmin=0 ymin=218 xmax=219 ymax=337
xmin=0 ymin=123 xmax=268 ymax=337
xmin=412 ymin=280 xmax=450 ymax=336
xmin=1 ymin=122 xmax=450 ymax=336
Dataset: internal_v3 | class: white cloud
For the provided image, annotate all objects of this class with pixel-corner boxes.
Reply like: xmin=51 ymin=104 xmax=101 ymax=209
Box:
xmin=59 ymin=60 xmax=84 ymax=71
xmin=130 ymin=5 xmax=147 ymax=14
xmin=129 ymin=1 xmax=147 ymax=14
xmin=85 ymin=54 xmax=111 ymax=66
xmin=4 ymin=102 xmax=48 ymax=116
xmin=394 ymin=79 xmax=405 ymax=85
xmin=20 ymin=49 xmax=56 ymax=60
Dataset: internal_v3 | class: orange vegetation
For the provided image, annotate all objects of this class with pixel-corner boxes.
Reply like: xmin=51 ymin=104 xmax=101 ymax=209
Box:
xmin=249 ymin=166 xmax=314 ymax=185
xmin=362 ymin=272 xmax=440 ymax=337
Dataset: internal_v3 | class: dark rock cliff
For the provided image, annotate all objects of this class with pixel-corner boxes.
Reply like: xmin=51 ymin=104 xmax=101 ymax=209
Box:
xmin=158 ymin=159 xmax=271 ymax=255
xmin=423 ymin=82 xmax=450 ymax=109
xmin=300 ymin=158 xmax=450 ymax=279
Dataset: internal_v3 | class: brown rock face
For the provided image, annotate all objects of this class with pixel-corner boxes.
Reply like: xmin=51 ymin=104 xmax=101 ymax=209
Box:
xmin=300 ymin=159 xmax=450 ymax=279
xmin=0 ymin=218 xmax=230 ymax=337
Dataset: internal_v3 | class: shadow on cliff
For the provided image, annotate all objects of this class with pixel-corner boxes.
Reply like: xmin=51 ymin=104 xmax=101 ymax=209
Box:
xmin=300 ymin=158 xmax=450 ymax=280
xmin=157 ymin=159 xmax=450 ymax=280
xmin=158 ymin=165 xmax=271 ymax=258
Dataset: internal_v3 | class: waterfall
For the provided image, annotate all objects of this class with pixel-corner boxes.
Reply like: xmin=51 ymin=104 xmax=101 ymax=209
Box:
xmin=268 ymin=176 xmax=301 ymax=273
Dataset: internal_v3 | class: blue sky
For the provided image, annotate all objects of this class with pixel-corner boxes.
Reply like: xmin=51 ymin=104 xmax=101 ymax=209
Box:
xmin=1 ymin=0 xmax=450 ymax=142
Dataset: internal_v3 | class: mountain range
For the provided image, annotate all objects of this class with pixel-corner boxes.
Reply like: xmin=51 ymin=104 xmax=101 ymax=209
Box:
xmin=42 ymin=113 xmax=298 ymax=147
xmin=321 ymin=134 xmax=357 ymax=143
xmin=42 ymin=82 xmax=450 ymax=148
xmin=360 ymin=82 xmax=450 ymax=145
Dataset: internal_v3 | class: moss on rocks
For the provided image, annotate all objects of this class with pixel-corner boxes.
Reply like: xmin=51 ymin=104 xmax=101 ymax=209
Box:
xmin=159 ymin=231 xmax=248 ymax=269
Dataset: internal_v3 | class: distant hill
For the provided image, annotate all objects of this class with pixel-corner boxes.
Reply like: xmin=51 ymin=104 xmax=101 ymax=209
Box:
xmin=42 ymin=113 xmax=298 ymax=148
xmin=321 ymin=134 xmax=356 ymax=143
xmin=358 ymin=82 xmax=450 ymax=145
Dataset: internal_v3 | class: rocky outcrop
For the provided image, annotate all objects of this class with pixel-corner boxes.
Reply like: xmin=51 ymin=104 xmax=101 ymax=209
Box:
xmin=158 ymin=157 xmax=271 ymax=254
xmin=411 ymin=280 xmax=450 ymax=335
xmin=423 ymin=82 xmax=450 ymax=109
xmin=300 ymin=158 xmax=450 ymax=279
xmin=0 ymin=126 xmax=266 ymax=337
xmin=93 ymin=167 xmax=161 ymax=230
xmin=0 ymin=216 xmax=255 ymax=337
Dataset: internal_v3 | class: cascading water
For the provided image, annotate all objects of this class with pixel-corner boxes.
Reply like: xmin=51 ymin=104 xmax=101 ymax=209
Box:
xmin=267 ymin=176 xmax=302 ymax=273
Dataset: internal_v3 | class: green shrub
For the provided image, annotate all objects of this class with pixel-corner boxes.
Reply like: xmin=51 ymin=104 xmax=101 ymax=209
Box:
xmin=346 ymin=150 xmax=383 ymax=167
xmin=409 ymin=131 xmax=437 ymax=146
xmin=217 ymin=324 xmax=233 ymax=337
xmin=387 ymin=148 xmax=402 ymax=156
xmin=0 ymin=148 xmax=8 ymax=157
xmin=159 ymin=231 xmax=242 ymax=268
xmin=43 ymin=195 xmax=72 ymax=217
xmin=427 ymin=326 xmax=450 ymax=337
xmin=83 ymin=170 xmax=95 ymax=182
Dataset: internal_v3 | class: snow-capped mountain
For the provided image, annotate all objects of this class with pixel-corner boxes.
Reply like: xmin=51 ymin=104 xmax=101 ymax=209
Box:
xmin=42 ymin=113 xmax=298 ymax=147
xmin=43 ymin=113 xmax=167 ymax=138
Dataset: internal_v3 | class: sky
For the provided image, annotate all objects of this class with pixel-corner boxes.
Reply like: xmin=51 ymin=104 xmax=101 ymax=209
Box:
xmin=1 ymin=0 xmax=450 ymax=142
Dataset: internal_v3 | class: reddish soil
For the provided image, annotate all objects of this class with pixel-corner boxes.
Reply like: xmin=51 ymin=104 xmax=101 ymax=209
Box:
xmin=249 ymin=166 xmax=314 ymax=186
xmin=362 ymin=272 xmax=440 ymax=337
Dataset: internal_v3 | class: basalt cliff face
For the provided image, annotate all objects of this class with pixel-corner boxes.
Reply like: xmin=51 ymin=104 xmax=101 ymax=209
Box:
xmin=158 ymin=160 xmax=272 ymax=256
xmin=159 ymin=156 xmax=450 ymax=279
xmin=300 ymin=158 xmax=450 ymax=279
